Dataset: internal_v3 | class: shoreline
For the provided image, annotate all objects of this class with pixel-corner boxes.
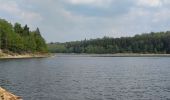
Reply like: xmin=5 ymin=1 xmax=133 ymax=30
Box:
xmin=54 ymin=53 xmax=170 ymax=57
xmin=1 ymin=53 xmax=170 ymax=59
xmin=0 ymin=53 xmax=51 ymax=59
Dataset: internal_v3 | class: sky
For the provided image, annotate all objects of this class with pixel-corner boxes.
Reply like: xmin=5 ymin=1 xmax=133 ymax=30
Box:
xmin=0 ymin=0 xmax=170 ymax=42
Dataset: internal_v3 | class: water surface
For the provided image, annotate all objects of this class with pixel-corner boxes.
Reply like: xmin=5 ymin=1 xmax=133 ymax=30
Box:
xmin=0 ymin=54 xmax=170 ymax=100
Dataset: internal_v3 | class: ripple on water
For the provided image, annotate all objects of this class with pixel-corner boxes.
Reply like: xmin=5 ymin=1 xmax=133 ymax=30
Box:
xmin=1 ymin=56 xmax=170 ymax=100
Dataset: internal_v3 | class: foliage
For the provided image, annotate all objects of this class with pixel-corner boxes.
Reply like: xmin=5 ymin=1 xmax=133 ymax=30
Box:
xmin=0 ymin=18 xmax=48 ymax=53
xmin=48 ymin=32 xmax=170 ymax=54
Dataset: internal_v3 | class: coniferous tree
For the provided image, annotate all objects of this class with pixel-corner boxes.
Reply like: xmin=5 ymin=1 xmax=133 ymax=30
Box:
xmin=0 ymin=18 xmax=48 ymax=53
xmin=48 ymin=31 xmax=170 ymax=54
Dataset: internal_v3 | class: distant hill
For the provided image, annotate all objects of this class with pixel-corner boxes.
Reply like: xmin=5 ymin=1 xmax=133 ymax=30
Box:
xmin=0 ymin=18 xmax=48 ymax=55
xmin=48 ymin=31 xmax=170 ymax=54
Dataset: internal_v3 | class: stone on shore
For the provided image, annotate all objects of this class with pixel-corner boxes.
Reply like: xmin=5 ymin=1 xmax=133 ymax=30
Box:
xmin=0 ymin=87 xmax=22 ymax=100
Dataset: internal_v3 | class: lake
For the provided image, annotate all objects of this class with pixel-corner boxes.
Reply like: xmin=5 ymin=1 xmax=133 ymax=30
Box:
xmin=0 ymin=54 xmax=170 ymax=100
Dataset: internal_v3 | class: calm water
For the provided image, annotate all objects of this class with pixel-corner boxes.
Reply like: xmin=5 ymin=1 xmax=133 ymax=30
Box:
xmin=0 ymin=54 xmax=170 ymax=100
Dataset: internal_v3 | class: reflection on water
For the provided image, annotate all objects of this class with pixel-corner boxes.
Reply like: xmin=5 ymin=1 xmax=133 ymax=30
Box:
xmin=0 ymin=55 xmax=170 ymax=100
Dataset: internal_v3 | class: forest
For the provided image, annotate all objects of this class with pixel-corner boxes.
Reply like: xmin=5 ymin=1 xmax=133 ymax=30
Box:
xmin=48 ymin=31 xmax=170 ymax=54
xmin=0 ymin=18 xmax=47 ymax=54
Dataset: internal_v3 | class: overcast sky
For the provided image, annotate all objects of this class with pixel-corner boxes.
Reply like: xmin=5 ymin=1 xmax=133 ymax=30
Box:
xmin=0 ymin=0 xmax=170 ymax=42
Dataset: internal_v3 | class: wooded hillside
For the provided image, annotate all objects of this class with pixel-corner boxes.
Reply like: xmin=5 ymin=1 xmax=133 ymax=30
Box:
xmin=0 ymin=18 xmax=47 ymax=54
xmin=48 ymin=31 xmax=170 ymax=54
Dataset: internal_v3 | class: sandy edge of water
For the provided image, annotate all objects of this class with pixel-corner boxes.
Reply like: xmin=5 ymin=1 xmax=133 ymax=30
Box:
xmin=1 ymin=53 xmax=170 ymax=59
xmin=0 ymin=53 xmax=50 ymax=59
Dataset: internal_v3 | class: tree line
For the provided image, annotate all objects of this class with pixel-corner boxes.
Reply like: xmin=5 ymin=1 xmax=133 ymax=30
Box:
xmin=0 ymin=18 xmax=48 ymax=54
xmin=48 ymin=31 xmax=170 ymax=54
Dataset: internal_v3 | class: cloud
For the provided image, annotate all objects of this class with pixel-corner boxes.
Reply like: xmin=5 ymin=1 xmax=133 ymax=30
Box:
xmin=68 ymin=0 xmax=112 ymax=6
xmin=0 ymin=0 xmax=42 ymax=24
xmin=30 ymin=0 xmax=170 ymax=42
xmin=63 ymin=0 xmax=135 ymax=18
xmin=0 ymin=1 xmax=20 ymax=15
xmin=21 ymin=12 xmax=42 ymax=22
xmin=152 ymin=8 xmax=170 ymax=23
xmin=1 ymin=0 xmax=170 ymax=42
xmin=137 ymin=0 xmax=162 ymax=7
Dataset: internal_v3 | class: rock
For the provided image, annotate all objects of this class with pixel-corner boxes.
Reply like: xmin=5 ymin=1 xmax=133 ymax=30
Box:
xmin=0 ymin=87 xmax=22 ymax=100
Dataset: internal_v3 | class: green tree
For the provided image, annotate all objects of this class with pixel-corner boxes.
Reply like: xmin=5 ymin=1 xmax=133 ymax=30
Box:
xmin=0 ymin=18 xmax=48 ymax=54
